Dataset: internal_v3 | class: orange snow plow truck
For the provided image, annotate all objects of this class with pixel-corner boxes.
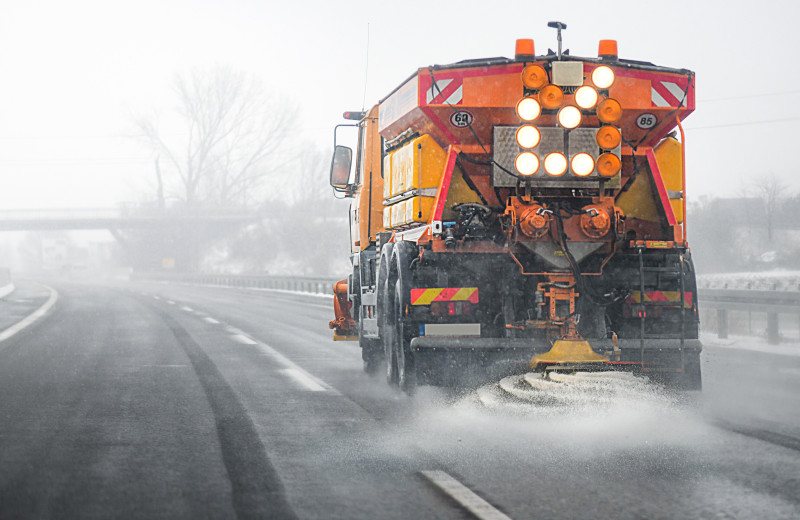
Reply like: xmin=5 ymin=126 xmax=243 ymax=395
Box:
xmin=329 ymin=23 xmax=700 ymax=392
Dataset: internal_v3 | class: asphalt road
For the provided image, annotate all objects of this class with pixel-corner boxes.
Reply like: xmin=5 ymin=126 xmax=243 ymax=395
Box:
xmin=0 ymin=279 xmax=798 ymax=519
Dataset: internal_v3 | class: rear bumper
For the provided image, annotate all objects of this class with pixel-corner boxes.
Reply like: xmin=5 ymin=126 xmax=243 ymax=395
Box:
xmin=410 ymin=336 xmax=702 ymax=354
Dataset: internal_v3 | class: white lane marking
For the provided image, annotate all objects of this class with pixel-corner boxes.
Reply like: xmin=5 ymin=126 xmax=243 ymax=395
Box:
xmin=257 ymin=343 xmax=338 ymax=394
xmin=421 ymin=471 xmax=513 ymax=520
xmin=280 ymin=368 xmax=328 ymax=392
xmin=153 ymin=296 xmax=161 ymax=300
xmin=204 ymin=317 xmax=220 ymax=324
xmin=0 ymin=285 xmax=59 ymax=343
xmin=181 ymin=306 xmax=194 ymax=312
xmin=231 ymin=334 xmax=257 ymax=345
xmin=219 ymin=320 xmax=337 ymax=394
xmin=167 ymin=300 xmax=175 ymax=305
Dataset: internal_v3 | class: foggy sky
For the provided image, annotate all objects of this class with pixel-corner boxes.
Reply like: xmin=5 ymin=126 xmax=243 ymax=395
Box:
xmin=0 ymin=0 xmax=797 ymax=210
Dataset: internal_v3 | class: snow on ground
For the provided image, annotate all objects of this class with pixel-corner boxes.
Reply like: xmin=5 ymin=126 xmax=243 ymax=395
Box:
xmin=697 ymin=270 xmax=800 ymax=291
xmin=700 ymin=331 xmax=800 ymax=357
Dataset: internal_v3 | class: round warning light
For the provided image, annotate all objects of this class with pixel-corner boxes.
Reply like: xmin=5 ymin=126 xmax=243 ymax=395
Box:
xmin=515 ymin=152 xmax=540 ymax=176
xmin=516 ymin=125 xmax=541 ymax=149
xmin=516 ymin=97 xmax=541 ymax=121
xmin=539 ymin=84 xmax=564 ymax=110
xmin=592 ymin=65 xmax=616 ymax=89
xmin=522 ymin=65 xmax=548 ymax=89
xmin=597 ymin=152 xmax=622 ymax=177
xmin=544 ymin=152 xmax=568 ymax=176
xmin=571 ymin=153 xmax=595 ymax=177
xmin=575 ymin=86 xmax=599 ymax=109
xmin=557 ymin=106 xmax=582 ymax=129
xmin=596 ymin=126 xmax=622 ymax=149
xmin=597 ymin=98 xmax=622 ymax=123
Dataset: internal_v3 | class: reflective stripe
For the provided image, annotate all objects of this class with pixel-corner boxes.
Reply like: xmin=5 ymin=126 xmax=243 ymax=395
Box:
xmin=410 ymin=287 xmax=479 ymax=305
xmin=627 ymin=291 xmax=693 ymax=307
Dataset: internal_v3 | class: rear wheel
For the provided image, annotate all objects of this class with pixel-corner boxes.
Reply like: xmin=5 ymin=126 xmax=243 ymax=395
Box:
xmin=393 ymin=282 xmax=417 ymax=394
xmin=361 ymin=337 xmax=383 ymax=375
xmin=377 ymin=244 xmax=397 ymax=386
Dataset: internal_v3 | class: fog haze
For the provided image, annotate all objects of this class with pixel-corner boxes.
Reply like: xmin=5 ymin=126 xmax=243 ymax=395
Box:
xmin=0 ymin=0 xmax=797 ymax=210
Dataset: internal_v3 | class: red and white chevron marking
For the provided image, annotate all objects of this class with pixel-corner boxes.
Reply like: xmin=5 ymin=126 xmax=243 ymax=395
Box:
xmin=651 ymin=80 xmax=688 ymax=108
xmin=426 ymin=78 xmax=463 ymax=105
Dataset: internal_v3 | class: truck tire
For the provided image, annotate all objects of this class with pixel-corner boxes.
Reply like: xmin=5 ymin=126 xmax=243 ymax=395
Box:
xmin=393 ymin=281 xmax=417 ymax=394
xmin=361 ymin=336 xmax=383 ymax=375
xmin=391 ymin=242 xmax=418 ymax=394
xmin=377 ymin=244 xmax=397 ymax=385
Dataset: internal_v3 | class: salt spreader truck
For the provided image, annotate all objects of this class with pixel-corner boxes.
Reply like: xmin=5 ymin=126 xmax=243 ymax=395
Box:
xmin=329 ymin=23 xmax=701 ymax=392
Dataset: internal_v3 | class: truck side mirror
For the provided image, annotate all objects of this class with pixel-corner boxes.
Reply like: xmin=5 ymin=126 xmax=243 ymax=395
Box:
xmin=330 ymin=145 xmax=353 ymax=189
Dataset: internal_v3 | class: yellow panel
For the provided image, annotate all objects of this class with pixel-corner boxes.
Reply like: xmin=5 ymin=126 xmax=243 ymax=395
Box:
xmin=391 ymin=145 xmax=412 ymax=197
xmin=408 ymin=134 xmax=446 ymax=191
xmin=382 ymin=153 xmax=392 ymax=200
xmin=616 ymin=163 xmax=660 ymax=222
xmin=387 ymin=134 xmax=446 ymax=198
xmin=654 ymin=137 xmax=684 ymax=222
xmin=383 ymin=204 xmax=391 ymax=229
xmin=390 ymin=201 xmax=399 ymax=228
xmin=441 ymin=166 xmax=483 ymax=222
xmin=390 ymin=199 xmax=407 ymax=228
xmin=405 ymin=196 xmax=436 ymax=225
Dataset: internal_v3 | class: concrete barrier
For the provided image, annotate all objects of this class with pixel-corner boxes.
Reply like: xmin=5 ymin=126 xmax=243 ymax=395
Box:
xmin=0 ymin=268 xmax=14 ymax=299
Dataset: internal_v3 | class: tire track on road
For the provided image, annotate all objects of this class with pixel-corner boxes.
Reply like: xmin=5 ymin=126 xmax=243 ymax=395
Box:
xmin=155 ymin=309 xmax=299 ymax=520
xmin=715 ymin=420 xmax=800 ymax=453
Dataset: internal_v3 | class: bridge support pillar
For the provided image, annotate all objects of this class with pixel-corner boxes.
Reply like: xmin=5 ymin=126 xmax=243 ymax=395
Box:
xmin=716 ymin=309 xmax=728 ymax=339
xmin=767 ymin=312 xmax=780 ymax=345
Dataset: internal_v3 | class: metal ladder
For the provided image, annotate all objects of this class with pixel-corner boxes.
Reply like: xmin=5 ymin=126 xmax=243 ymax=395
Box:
xmin=636 ymin=248 xmax=687 ymax=369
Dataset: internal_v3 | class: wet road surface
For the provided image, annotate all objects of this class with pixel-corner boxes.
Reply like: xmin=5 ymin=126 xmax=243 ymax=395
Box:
xmin=0 ymin=279 xmax=798 ymax=519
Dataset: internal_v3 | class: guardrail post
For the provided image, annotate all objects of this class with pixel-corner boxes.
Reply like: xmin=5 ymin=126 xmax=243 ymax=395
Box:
xmin=717 ymin=309 xmax=728 ymax=339
xmin=767 ymin=312 xmax=780 ymax=345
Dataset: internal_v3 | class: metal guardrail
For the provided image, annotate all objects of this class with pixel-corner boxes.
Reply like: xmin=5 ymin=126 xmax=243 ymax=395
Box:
xmin=697 ymin=275 xmax=800 ymax=292
xmin=699 ymin=289 xmax=800 ymax=345
xmin=131 ymin=272 xmax=337 ymax=296
xmin=132 ymin=272 xmax=800 ymax=345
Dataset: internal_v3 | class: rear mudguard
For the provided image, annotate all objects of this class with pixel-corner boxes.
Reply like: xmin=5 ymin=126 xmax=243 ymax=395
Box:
xmin=329 ymin=279 xmax=357 ymax=340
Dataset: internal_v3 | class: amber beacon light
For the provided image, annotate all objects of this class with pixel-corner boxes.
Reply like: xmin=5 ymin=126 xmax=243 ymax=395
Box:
xmin=598 ymin=39 xmax=618 ymax=58
xmin=515 ymin=39 xmax=535 ymax=59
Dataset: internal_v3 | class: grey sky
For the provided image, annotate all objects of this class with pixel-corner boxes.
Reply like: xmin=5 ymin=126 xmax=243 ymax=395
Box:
xmin=0 ymin=0 xmax=797 ymax=209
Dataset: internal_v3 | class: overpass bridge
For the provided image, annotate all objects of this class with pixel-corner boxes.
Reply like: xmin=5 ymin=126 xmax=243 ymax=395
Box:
xmin=0 ymin=208 xmax=263 ymax=271
xmin=0 ymin=208 xmax=259 ymax=231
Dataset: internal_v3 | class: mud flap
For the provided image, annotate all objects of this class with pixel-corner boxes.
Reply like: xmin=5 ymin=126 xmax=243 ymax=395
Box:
xmin=329 ymin=280 xmax=357 ymax=341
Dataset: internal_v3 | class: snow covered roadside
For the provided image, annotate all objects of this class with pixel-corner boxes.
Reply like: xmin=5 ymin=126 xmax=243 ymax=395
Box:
xmin=700 ymin=331 xmax=800 ymax=357
xmin=698 ymin=270 xmax=800 ymax=291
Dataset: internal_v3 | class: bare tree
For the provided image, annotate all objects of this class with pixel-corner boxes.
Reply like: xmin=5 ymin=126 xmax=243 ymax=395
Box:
xmin=136 ymin=67 xmax=297 ymax=208
xmin=753 ymin=173 xmax=788 ymax=242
